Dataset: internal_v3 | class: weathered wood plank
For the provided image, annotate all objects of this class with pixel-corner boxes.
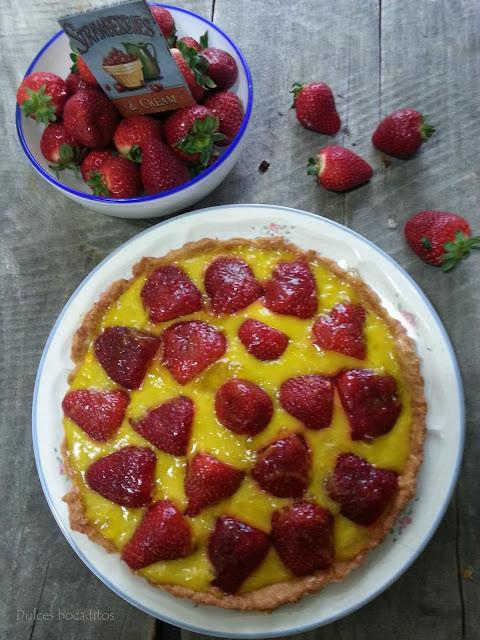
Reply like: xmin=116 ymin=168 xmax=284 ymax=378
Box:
xmin=2 ymin=0 xmax=479 ymax=639
xmin=0 ymin=2 xmax=206 ymax=640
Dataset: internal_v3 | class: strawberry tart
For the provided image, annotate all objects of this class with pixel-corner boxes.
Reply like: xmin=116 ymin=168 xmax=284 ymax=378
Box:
xmin=61 ymin=237 xmax=426 ymax=610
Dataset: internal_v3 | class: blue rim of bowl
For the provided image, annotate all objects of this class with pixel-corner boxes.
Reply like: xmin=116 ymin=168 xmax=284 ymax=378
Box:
xmin=32 ymin=205 xmax=465 ymax=638
xmin=15 ymin=3 xmax=254 ymax=206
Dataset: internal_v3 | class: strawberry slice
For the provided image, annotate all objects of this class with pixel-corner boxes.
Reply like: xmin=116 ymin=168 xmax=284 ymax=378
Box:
xmin=130 ymin=396 xmax=193 ymax=456
xmin=62 ymin=389 xmax=129 ymax=441
xmin=208 ymin=516 xmax=270 ymax=593
xmin=313 ymin=303 xmax=366 ymax=359
xmin=271 ymin=502 xmax=334 ymax=575
xmin=238 ymin=319 xmax=289 ymax=361
xmin=185 ymin=453 xmax=245 ymax=516
xmin=215 ymin=378 xmax=273 ymax=436
xmin=204 ymin=257 xmax=262 ymax=314
xmin=141 ymin=265 xmax=202 ymax=323
xmin=279 ymin=374 xmax=333 ymax=430
xmin=252 ymin=433 xmax=311 ymax=498
xmin=121 ymin=500 xmax=192 ymax=569
xmin=161 ymin=320 xmax=227 ymax=385
xmin=336 ymin=369 xmax=402 ymax=440
xmin=94 ymin=326 xmax=160 ymax=390
xmin=327 ymin=453 xmax=398 ymax=526
xmin=85 ymin=446 xmax=156 ymax=507
xmin=264 ymin=260 xmax=317 ymax=318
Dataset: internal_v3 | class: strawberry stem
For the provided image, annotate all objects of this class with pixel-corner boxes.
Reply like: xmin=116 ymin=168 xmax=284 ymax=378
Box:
xmin=441 ymin=232 xmax=480 ymax=271
xmin=48 ymin=143 xmax=84 ymax=177
xmin=21 ymin=86 xmax=57 ymax=125
xmin=123 ymin=145 xmax=142 ymax=164
xmin=176 ymin=116 xmax=224 ymax=167
xmin=306 ymin=155 xmax=321 ymax=177
xmin=420 ymin=115 xmax=435 ymax=141
xmin=87 ymin=171 xmax=110 ymax=197
xmin=199 ymin=31 xmax=209 ymax=49
xmin=177 ymin=41 xmax=216 ymax=89
xmin=290 ymin=82 xmax=306 ymax=108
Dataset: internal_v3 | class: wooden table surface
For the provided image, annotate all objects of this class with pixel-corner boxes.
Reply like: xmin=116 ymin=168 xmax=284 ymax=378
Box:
xmin=2 ymin=0 xmax=479 ymax=638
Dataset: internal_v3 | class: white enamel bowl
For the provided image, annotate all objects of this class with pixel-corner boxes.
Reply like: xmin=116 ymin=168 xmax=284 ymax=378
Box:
xmin=33 ymin=205 xmax=464 ymax=638
xmin=16 ymin=4 xmax=253 ymax=218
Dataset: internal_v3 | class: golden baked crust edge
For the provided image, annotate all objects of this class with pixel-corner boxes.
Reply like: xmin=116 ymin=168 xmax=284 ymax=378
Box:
xmin=62 ymin=236 xmax=426 ymax=611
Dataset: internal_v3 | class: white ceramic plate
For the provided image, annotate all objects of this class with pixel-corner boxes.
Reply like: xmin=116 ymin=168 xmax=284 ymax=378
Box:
xmin=32 ymin=204 xmax=464 ymax=638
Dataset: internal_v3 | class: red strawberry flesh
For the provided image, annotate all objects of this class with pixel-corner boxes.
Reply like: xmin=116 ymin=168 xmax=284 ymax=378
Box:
xmin=336 ymin=369 xmax=401 ymax=440
xmin=89 ymin=155 xmax=142 ymax=199
xmin=204 ymin=256 xmax=262 ymax=314
xmin=131 ymin=396 xmax=193 ymax=456
xmin=40 ymin=122 xmax=83 ymax=170
xmin=85 ymin=445 xmax=156 ymax=507
xmin=141 ymin=265 xmax=202 ymax=323
xmin=94 ymin=326 xmax=160 ymax=390
xmin=252 ymin=433 xmax=311 ymax=498
xmin=309 ymin=145 xmax=373 ymax=192
xmin=62 ymin=389 xmax=129 ymax=441
xmin=264 ymin=260 xmax=317 ymax=318
xmin=185 ymin=453 xmax=244 ymax=516
xmin=291 ymin=81 xmax=341 ymax=135
xmin=150 ymin=6 xmax=176 ymax=44
xmin=404 ymin=210 xmax=480 ymax=270
xmin=327 ymin=453 xmax=398 ymax=526
xmin=170 ymin=48 xmax=204 ymax=102
xmin=17 ymin=72 xmax=68 ymax=124
xmin=271 ymin=502 xmax=334 ymax=575
xmin=113 ymin=115 xmax=163 ymax=160
xmin=162 ymin=320 xmax=227 ymax=384
xmin=372 ymin=108 xmax=435 ymax=159
xmin=122 ymin=500 xmax=191 ymax=569
xmin=80 ymin=149 xmax=113 ymax=182
xmin=202 ymin=90 xmax=244 ymax=146
xmin=63 ymin=89 xmax=119 ymax=149
xmin=279 ymin=374 xmax=333 ymax=430
xmin=200 ymin=48 xmax=238 ymax=90
xmin=313 ymin=303 xmax=366 ymax=359
xmin=238 ymin=319 xmax=289 ymax=361
xmin=140 ymin=138 xmax=190 ymax=194
xmin=208 ymin=516 xmax=270 ymax=593
xmin=215 ymin=378 xmax=273 ymax=436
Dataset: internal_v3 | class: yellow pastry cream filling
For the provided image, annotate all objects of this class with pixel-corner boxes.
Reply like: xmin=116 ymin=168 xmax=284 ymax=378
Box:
xmin=64 ymin=244 xmax=412 ymax=593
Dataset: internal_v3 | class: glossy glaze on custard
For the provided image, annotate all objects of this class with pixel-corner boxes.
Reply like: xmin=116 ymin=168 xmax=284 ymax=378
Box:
xmin=64 ymin=245 xmax=412 ymax=593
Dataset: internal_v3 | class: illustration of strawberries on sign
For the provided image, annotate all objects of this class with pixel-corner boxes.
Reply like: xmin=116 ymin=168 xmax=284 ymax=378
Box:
xmin=17 ymin=72 xmax=68 ymax=124
xmin=164 ymin=104 xmax=225 ymax=166
xmin=372 ymin=108 xmax=435 ymax=159
xmin=308 ymin=145 xmax=373 ymax=192
xmin=291 ymin=81 xmax=341 ymax=135
xmin=405 ymin=210 xmax=480 ymax=270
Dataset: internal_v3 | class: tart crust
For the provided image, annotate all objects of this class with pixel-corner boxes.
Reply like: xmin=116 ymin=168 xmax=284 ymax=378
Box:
xmin=62 ymin=236 xmax=426 ymax=611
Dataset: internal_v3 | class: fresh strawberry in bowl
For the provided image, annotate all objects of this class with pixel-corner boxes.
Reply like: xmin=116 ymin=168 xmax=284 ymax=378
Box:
xmin=15 ymin=3 xmax=252 ymax=218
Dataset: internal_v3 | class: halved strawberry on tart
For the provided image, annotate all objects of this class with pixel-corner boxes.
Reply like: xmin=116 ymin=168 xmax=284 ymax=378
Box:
xmin=61 ymin=237 xmax=426 ymax=611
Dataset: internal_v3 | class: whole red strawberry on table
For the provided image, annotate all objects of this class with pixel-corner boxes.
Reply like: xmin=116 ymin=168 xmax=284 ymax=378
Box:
xmin=16 ymin=6 xmax=244 ymax=199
